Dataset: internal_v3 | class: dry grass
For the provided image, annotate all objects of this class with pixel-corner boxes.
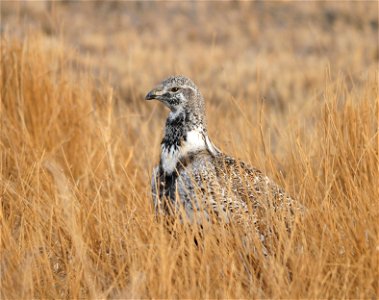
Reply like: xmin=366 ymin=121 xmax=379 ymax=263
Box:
xmin=1 ymin=2 xmax=378 ymax=299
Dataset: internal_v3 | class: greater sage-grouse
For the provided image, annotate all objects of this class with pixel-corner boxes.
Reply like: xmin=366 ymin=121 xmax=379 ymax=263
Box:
xmin=146 ymin=75 xmax=298 ymax=228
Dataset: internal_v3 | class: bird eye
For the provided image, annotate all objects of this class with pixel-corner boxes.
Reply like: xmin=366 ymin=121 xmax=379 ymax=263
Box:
xmin=170 ymin=87 xmax=179 ymax=92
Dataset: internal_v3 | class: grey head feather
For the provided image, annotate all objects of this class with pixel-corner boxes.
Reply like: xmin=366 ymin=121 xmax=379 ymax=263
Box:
xmin=145 ymin=75 xmax=207 ymax=131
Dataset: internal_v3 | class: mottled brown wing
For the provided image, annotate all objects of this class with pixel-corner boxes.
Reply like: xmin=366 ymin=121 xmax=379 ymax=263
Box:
xmin=212 ymin=154 xmax=301 ymax=231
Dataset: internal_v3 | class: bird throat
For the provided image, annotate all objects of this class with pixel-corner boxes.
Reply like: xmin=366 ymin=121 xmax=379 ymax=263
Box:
xmin=160 ymin=110 xmax=205 ymax=175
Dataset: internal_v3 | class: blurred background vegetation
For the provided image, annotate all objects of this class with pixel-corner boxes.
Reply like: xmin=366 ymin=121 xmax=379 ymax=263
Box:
xmin=2 ymin=1 xmax=377 ymax=104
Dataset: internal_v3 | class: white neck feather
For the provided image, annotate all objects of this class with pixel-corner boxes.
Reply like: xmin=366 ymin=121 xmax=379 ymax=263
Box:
xmin=168 ymin=108 xmax=184 ymax=121
xmin=161 ymin=127 xmax=207 ymax=173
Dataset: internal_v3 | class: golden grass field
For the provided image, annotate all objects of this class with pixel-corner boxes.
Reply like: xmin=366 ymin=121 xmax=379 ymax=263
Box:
xmin=1 ymin=2 xmax=378 ymax=299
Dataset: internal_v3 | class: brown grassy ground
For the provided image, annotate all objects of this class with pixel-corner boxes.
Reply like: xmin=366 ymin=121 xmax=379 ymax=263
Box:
xmin=1 ymin=2 xmax=378 ymax=299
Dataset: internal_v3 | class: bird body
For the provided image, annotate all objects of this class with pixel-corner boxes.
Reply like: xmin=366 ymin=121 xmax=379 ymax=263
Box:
xmin=146 ymin=76 xmax=297 ymax=226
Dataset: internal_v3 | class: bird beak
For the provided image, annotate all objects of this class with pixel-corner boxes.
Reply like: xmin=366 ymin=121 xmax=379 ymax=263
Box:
xmin=145 ymin=87 xmax=164 ymax=100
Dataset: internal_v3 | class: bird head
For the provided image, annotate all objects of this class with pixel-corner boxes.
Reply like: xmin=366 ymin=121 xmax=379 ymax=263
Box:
xmin=145 ymin=76 xmax=205 ymax=117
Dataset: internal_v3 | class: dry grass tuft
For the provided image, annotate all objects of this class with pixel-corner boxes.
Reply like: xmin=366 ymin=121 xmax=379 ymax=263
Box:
xmin=1 ymin=2 xmax=378 ymax=298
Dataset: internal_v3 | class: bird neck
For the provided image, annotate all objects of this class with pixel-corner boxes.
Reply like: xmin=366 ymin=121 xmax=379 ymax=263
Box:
xmin=163 ymin=109 xmax=205 ymax=145
xmin=160 ymin=109 xmax=207 ymax=174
